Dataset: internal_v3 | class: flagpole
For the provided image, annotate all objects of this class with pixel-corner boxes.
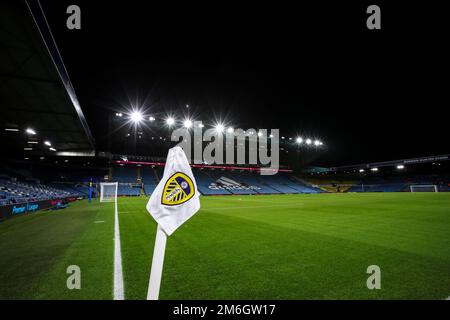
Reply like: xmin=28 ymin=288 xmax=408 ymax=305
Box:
xmin=147 ymin=224 xmax=168 ymax=300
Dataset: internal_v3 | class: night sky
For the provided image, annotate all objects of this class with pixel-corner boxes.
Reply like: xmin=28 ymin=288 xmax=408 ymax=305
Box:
xmin=40 ymin=1 xmax=449 ymax=166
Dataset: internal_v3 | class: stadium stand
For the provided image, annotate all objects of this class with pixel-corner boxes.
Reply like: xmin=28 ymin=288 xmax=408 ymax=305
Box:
xmin=140 ymin=167 xmax=159 ymax=196
xmin=0 ymin=178 xmax=84 ymax=206
xmin=112 ymin=166 xmax=138 ymax=183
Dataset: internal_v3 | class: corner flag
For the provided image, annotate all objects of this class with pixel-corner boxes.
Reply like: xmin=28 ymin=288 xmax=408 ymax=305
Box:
xmin=146 ymin=146 xmax=200 ymax=299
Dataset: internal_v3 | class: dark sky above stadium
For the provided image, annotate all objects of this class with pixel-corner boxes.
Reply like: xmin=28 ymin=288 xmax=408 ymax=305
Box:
xmin=40 ymin=1 xmax=449 ymax=166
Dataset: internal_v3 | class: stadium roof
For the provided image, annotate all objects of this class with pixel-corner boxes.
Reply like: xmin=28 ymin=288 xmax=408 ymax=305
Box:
xmin=330 ymin=154 xmax=450 ymax=172
xmin=0 ymin=1 xmax=94 ymax=158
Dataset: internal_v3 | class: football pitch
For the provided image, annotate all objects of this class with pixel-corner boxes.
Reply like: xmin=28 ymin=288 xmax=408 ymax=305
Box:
xmin=1 ymin=193 xmax=449 ymax=300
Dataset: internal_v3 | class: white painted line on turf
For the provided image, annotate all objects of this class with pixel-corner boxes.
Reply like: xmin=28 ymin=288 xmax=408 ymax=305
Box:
xmin=113 ymin=199 xmax=124 ymax=300
xmin=206 ymin=203 xmax=301 ymax=211
xmin=94 ymin=220 xmax=105 ymax=223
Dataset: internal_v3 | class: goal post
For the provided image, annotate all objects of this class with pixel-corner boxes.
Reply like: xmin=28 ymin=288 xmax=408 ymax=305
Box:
xmin=100 ymin=182 xmax=119 ymax=202
xmin=409 ymin=185 xmax=438 ymax=192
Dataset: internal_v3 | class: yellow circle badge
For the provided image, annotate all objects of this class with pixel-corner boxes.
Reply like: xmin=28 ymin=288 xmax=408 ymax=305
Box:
xmin=161 ymin=172 xmax=195 ymax=206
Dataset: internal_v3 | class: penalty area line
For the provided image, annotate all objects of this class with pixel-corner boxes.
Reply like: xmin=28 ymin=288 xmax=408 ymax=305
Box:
xmin=113 ymin=199 xmax=125 ymax=300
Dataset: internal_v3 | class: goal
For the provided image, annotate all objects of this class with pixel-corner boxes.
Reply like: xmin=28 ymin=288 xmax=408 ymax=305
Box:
xmin=100 ymin=182 xmax=118 ymax=202
xmin=409 ymin=185 xmax=438 ymax=192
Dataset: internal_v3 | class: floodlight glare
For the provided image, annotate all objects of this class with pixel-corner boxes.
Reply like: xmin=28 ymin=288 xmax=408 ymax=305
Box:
xmin=257 ymin=132 xmax=263 ymax=137
xmin=149 ymin=116 xmax=156 ymax=121
xmin=306 ymin=138 xmax=312 ymax=145
xmin=130 ymin=111 xmax=143 ymax=123
xmin=166 ymin=117 xmax=175 ymax=126
xmin=314 ymin=140 xmax=320 ymax=146
xmin=296 ymin=137 xmax=303 ymax=144
xmin=371 ymin=167 xmax=379 ymax=172
xmin=269 ymin=134 xmax=274 ymax=138
xmin=26 ymin=128 xmax=36 ymax=135
xmin=215 ymin=124 xmax=225 ymax=133
xmin=44 ymin=141 xmax=51 ymax=146
xmin=359 ymin=169 xmax=365 ymax=173
xmin=183 ymin=119 xmax=193 ymax=128
xmin=198 ymin=123 xmax=205 ymax=128
xmin=49 ymin=147 xmax=56 ymax=152
xmin=397 ymin=165 xmax=405 ymax=170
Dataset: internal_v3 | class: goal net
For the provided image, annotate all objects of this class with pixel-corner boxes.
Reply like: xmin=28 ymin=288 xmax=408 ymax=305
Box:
xmin=409 ymin=185 xmax=438 ymax=192
xmin=100 ymin=182 xmax=118 ymax=202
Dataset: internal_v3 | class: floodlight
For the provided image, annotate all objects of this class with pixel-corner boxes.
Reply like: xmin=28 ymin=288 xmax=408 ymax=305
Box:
xmin=306 ymin=138 xmax=312 ymax=145
xmin=396 ymin=165 xmax=405 ymax=170
xmin=371 ymin=167 xmax=378 ymax=171
xmin=115 ymin=112 xmax=123 ymax=117
xmin=130 ymin=111 xmax=143 ymax=123
xmin=5 ymin=128 xmax=19 ymax=132
xmin=149 ymin=116 xmax=156 ymax=121
xmin=26 ymin=128 xmax=36 ymax=135
xmin=166 ymin=117 xmax=175 ymax=126
xmin=49 ymin=147 xmax=56 ymax=151
xmin=44 ymin=141 xmax=52 ymax=146
xmin=314 ymin=140 xmax=321 ymax=146
xmin=183 ymin=119 xmax=193 ymax=128
xmin=257 ymin=132 xmax=263 ymax=137
xmin=198 ymin=123 xmax=205 ymax=128
xmin=215 ymin=124 xmax=225 ymax=133
xmin=28 ymin=141 xmax=38 ymax=144
xmin=269 ymin=134 xmax=274 ymax=138
xmin=296 ymin=137 xmax=303 ymax=144
xmin=359 ymin=169 xmax=365 ymax=173
xmin=227 ymin=127 xmax=234 ymax=133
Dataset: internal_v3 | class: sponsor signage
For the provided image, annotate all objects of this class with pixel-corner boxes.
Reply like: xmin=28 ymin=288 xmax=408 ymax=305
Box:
xmin=0 ymin=197 xmax=80 ymax=220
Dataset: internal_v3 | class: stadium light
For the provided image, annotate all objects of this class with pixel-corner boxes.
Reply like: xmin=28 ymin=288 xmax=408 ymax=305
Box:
xmin=5 ymin=128 xmax=19 ymax=132
xmin=371 ymin=167 xmax=379 ymax=172
xmin=314 ymin=140 xmax=321 ymax=146
xmin=296 ymin=137 xmax=303 ymax=144
xmin=115 ymin=112 xmax=123 ymax=117
xmin=149 ymin=116 xmax=156 ymax=122
xmin=198 ymin=123 xmax=204 ymax=128
xmin=397 ymin=165 xmax=405 ymax=170
xmin=166 ymin=117 xmax=175 ymax=126
xmin=359 ymin=169 xmax=365 ymax=173
xmin=227 ymin=127 xmax=234 ymax=134
xmin=257 ymin=132 xmax=263 ymax=137
xmin=49 ymin=147 xmax=56 ymax=151
xmin=215 ymin=124 xmax=225 ymax=133
xmin=269 ymin=134 xmax=274 ymax=138
xmin=130 ymin=111 xmax=143 ymax=123
xmin=306 ymin=138 xmax=312 ymax=145
xmin=26 ymin=128 xmax=36 ymax=135
xmin=44 ymin=141 xmax=51 ymax=146
xmin=183 ymin=119 xmax=193 ymax=128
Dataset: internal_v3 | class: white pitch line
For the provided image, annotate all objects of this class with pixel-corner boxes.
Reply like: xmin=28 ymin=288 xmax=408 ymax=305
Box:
xmin=113 ymin=199 xmax=124 ymax=300
xmin=205 ymin=203 xmax=301 ymax=211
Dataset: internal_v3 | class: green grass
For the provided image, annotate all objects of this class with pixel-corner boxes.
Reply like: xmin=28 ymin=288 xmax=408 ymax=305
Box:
xmin=1 ymin=193 xmax=450 ymax=299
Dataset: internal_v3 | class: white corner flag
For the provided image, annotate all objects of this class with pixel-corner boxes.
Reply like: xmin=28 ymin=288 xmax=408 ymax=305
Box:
xmin=146 ymin=146 xmax=200 ymax=300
